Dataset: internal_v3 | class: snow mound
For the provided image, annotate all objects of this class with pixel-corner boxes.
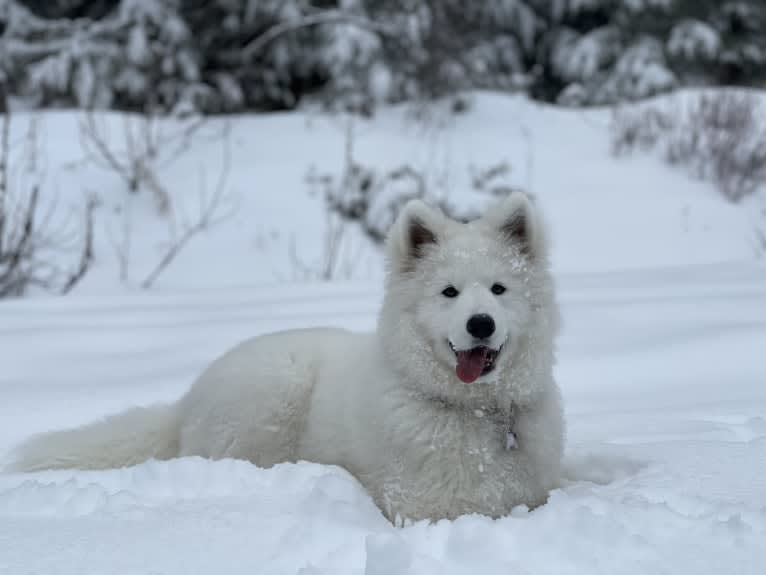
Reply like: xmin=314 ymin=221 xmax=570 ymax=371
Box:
xmin=1 ymin=454 xmax=764 ymax=574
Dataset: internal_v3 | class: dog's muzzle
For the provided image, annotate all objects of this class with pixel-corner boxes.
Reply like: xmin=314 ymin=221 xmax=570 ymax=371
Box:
xmin=449 ymin=342 xmax=504 ymax=384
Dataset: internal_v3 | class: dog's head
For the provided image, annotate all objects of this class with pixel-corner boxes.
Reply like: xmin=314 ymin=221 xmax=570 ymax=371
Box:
xmin=378 ymin=192 xmax=556 ymax=402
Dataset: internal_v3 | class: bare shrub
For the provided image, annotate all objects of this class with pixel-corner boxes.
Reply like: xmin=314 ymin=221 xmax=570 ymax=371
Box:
xmin=293 ymin=117 xmax=525 ymax=281
xmin=318 ymin=154 xmax=523 ymax=245
xmin=139 ymin=122 xmax=234 ymax=289
xmin=611 ymin=91 xmax=766 ymax=202
xmin=755 ymin=225 xmax=766 ymax=257
xmin=667 ymin=92 xmax=766 ymax=202
xmin=291 ymin=119 xmax=384 ymax=281
xmin=0 ymin=107 xmax=94 ymax=298
xmin=80 ymin=111 xmax=206 ymax=214
xmin=82 ymin=111 xmax=235 ymax=288
xmin=610 ymin=105 xmax=673 ymax=156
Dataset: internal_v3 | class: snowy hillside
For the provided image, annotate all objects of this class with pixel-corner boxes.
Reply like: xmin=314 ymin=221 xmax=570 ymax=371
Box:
xmin=1 ymin=92 xmax=765 ymax=574
xmin=3 ymin=91 xmax=763 ymax=297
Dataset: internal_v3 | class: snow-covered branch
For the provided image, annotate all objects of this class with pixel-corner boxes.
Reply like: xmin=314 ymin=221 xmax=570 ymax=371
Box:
xmin=241 ymin=7 xmax=396 ymax=61
xmin=140 ymin=123 xmax=235 ymax=289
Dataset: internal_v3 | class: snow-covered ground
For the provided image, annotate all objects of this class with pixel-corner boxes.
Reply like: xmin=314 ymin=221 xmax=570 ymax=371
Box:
xmin=1 ymin=263 xmax=765 ymax=574
xmin=1 ymin=92 xmax=765 ymax=573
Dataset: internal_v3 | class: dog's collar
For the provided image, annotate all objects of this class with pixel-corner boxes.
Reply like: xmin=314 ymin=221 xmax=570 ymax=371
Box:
xmin=505 ymin=402 xmax=518 ymax=450
xmin=471 ymin=402 xmax=519 ymax=451
xmin=413 ymin=390 xmax=519 ymax=450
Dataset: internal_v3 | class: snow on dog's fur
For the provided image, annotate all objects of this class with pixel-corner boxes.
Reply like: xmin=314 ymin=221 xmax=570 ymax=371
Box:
xmin=7 ymin=193 xmax=564 ymax=522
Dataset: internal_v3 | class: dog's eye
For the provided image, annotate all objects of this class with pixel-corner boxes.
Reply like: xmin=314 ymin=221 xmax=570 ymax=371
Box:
xmin=441 ymin=286 xmax=459 ymax=298
xmin=491 ymin=283 xmax=507 ymax=295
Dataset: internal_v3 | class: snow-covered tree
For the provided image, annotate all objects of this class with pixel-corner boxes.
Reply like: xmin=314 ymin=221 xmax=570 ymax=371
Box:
xmin=180 ymin=0 xmax=341 ymax=112
xmin=112 ymin=0 xmax=200 ymax=112
xmin=539 ymin=0 xmax=766 ymax=105
xmin=539 ymin=0 xmax=678 ymax=105
xmin=361 ymin=0 xmax=541 ymax=102
xmin=2 ymin=0 xmax=200 ymax=112
xmin=2 ymin=0 xmax=766 ymax=111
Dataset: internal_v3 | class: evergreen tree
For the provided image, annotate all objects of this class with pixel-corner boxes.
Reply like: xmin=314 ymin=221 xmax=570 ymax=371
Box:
xmin=180 ymin=0 xmax=328 ymax=112
xmin=2 ymin=0 xmax=766 ymax=112
xmin=2 ymin=0 xmax=199 ymax=111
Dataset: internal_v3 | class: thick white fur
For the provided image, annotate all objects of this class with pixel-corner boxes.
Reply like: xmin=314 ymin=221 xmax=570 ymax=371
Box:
xmin=7 ymin=193 xmax=564 ymax=522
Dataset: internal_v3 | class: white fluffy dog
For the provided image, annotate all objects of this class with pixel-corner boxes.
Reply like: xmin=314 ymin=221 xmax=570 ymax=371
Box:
xmin=9 ymin=192 xmax=564 ymax=522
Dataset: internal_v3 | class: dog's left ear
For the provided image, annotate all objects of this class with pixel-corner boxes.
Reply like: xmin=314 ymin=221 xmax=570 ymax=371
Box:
xmin=485 ymin=192 xmax=546 ymax=259
xmin=387 ymin=199 xmax=445 ymax=273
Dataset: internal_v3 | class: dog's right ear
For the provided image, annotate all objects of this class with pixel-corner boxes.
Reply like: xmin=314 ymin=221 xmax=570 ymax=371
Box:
xmin=483 ymin=191 xmax=547 ymax=260
xmin=387 ymin=199 xmax=443 ymax=274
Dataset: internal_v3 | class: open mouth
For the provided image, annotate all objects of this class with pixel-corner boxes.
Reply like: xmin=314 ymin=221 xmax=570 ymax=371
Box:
xmin=449 ymin=342 xmax=503 ymax=384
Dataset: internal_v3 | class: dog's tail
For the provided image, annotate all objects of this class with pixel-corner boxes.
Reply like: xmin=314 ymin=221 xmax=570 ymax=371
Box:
xmin=5 ymin=404 xmax=180 ymax=472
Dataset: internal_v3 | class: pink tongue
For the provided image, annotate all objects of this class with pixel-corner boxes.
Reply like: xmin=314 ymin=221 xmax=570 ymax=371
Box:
xmin=455 ymin=348 xmax=490 ymax=384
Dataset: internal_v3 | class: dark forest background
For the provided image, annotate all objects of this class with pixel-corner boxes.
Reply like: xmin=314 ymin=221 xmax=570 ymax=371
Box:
xmin=1 ymin=0 xmax=765 ymax=115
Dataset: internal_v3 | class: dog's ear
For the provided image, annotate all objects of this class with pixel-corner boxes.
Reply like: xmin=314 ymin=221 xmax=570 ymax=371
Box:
xmin=485 ymin=192 xmax=545 ymax=258
xmin=387 ymin=199 xmax=443 ymax=273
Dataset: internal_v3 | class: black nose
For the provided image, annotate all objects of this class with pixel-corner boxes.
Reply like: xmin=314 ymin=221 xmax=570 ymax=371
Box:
xmin=466 ymin=314 xmax=495 ymax=339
